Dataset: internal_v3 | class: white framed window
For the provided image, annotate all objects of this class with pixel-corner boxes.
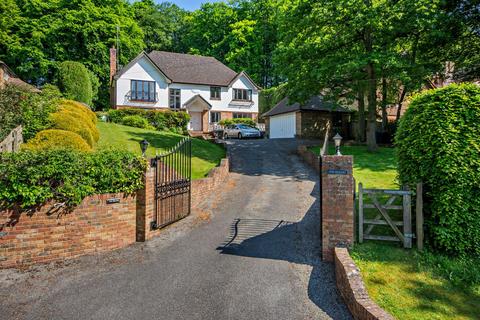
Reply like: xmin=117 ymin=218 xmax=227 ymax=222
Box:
xmin=210 ymin=86 xmax=221 ymax=100
xmin=210 ymin=111 xmax=221 ymax=123
xmin=169 ymin=88 xmax=181 ymax=109
xmin=130 ymin=80 xmax=156 ymax=102
xmin=233 ymin=89 xmax=252 ymax=101
xmin=233 ymin=113 xmax=252 ymax=119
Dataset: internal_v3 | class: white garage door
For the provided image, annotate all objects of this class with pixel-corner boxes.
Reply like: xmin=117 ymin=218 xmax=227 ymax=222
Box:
xmin=270 ymin=112 xmax=296 ymax=139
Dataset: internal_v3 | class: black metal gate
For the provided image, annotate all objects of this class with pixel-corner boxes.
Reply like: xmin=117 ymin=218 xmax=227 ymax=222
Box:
xmin=151 ymin=138 xmax=191 ymax=229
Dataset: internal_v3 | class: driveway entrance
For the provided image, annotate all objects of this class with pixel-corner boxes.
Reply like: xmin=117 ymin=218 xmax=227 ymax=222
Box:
xmin=0 ymin=139 xmax=351 ymax=320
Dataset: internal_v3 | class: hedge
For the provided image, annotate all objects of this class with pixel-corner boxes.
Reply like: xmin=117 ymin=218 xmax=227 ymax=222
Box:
xmin=0 ymin=83 xmax=61 ymax=141
xmin=50 ymin=111 xmax=95 ymax=147
xmin=121 ymin=115 xmax=154 ymax=129
xmin=56 ymin=61 xmax=93 ymax=105
xmin=0 ymin=149 xmax=147 ymax=209
xmin=218 ymin=118 xmax=256 ymax=127
xmin=106 ymin=108 xmax=190 ymax=133
xmin=22 ymin=129 xmax=92 ymax=152
xmin=395 ymin=83 xmax=480 ymax=256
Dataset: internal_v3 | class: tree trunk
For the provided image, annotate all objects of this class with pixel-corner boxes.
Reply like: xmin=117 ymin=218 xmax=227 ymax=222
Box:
xmin=381 ymin=77 xmax=388 ymax=132
xmin=366 ymin=64 xmax=378 ymax=152
xmin=357 ymin=85 xmax=366 ymax=142
xmin=396 ymin=87 xmax=407 ymax=123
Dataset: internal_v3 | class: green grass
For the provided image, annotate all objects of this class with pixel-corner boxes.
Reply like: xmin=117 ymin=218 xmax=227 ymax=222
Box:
xmin=97 ymin=122 xmax=225 ymax=179
xmin=309 ymin=145 xmax=398 ymax=189
xmin=351 ymin=243 xmax=480 ymax=320
xmin=309 ymin=144 xmax=480 ymax=319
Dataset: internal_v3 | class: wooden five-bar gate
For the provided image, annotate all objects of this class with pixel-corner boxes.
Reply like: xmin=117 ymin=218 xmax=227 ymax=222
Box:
xmin=151 ymin=138 xmax=192 ymax=230
xmin=358 ymin=182 xmax=424 ymax=249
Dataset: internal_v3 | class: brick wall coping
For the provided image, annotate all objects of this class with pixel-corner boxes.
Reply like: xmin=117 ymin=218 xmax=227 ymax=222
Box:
xmin=334 ymin=247 xmax=395 ymax=320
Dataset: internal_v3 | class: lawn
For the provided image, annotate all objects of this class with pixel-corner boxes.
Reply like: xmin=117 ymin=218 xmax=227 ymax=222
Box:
xmin=97 ymin=122 xmax=225 ymax=179
xmin=351 ymin=243 xmax=480 ymax=320
xmin=309 ymin=145 xmax=398 ymax=189
xmin=310 ymin=144 xmax=480 ymax=319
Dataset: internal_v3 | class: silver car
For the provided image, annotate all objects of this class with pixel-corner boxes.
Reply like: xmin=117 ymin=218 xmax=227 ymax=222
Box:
xmin=223 ymin=124 xmax=261 ymax=139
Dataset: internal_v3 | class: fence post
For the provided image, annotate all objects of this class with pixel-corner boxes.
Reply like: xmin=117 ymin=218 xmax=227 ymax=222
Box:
xmin=403 ymin=186 xmax=412 ymax=248
xmin=416 ymin=182 xmax=424 ymax=251
xmin=358 ymin=183 xmax=364 ymax=243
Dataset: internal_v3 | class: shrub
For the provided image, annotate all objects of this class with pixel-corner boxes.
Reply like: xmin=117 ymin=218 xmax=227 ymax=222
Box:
xmin=57 ymin=100 xmax=99 ymax=142
xmin=22 ymin=129 xmax=92 ymax=152
xmin=0 ymin=84 xmax=59 ymax=141
xmin=219 ymin=118 xmax=256 ymax=127
xmin=0 ymin=149 xmax=147 ymax=208
xmin=106 ymin=108 xmax=189 ymax=133
xmin=121 ymin=115 xmax=153 ymax=129
xmin=49 ymin=111 xmax=95 ymax=147
xmin=55 ymin=61 xmax=93 ymax=105
xmin=395 ymin=83 xmax=480 ymax=256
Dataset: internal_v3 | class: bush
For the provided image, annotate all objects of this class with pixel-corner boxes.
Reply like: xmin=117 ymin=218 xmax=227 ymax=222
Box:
xmin=22 ymin=129 xmax=92 ymax=152
xmin=106 ymin=108 xmax=189 ymax=133
xmin=0 ymin=149 xmax=147 ymax=208
xmin=395 ymin=83 xmax=480 ymax=256
xmin=57 ymin=100 xmax=99 ymax=142
xmin=219 ymin=118 xmax=256 ymax=127
xmin=121 ymin=115 xmax=153 ymax=129
xmin=0 ymin=84 xmax=60 ymax=141
xmin=55 ymin=61 xmax=93 ymax=105
xmin=49 ymin=111 xmax=95 ymax=147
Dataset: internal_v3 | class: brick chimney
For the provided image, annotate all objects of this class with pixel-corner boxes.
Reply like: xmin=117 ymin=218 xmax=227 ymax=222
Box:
xmin=0 ymin=65 xmax=5 ymax=90
xmin=109 ymin=47 xmax=117 ymax=83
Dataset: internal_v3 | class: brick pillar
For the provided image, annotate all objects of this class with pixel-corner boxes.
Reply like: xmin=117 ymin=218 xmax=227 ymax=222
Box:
xmin=321 ymin=155 xmax=354 ymax=261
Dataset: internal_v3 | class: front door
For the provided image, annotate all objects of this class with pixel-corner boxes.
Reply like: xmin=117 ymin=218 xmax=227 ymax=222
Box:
xmin=190 ymin=112 xmax=202 ymax=131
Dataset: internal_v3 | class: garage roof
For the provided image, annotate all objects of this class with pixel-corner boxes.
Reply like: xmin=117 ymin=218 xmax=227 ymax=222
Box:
xmin=262 ymin=96 xmax=353 ymax=117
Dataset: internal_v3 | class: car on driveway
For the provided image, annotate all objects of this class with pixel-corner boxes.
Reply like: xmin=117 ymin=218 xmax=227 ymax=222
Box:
xmin=223 ymin=124 xmax=262 ymax=139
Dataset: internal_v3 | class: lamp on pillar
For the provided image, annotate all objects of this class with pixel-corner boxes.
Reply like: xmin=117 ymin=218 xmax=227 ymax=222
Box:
xmin=333 ymin=133 xmax=343 ymax=156
xmin=140 ymin=139 xmax=149 ymax=157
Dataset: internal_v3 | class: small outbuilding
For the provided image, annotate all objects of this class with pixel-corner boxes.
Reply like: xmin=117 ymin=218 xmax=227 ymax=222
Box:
xmin=262 ymin=96 xmax=353 ymax=139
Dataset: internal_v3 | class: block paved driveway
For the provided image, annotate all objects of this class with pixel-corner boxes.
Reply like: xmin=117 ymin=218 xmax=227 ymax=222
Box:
xmin=0 ymin=139 xmax=351 ymax=320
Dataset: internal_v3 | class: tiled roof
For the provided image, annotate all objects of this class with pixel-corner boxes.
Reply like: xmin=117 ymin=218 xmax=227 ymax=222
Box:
xmin=263 ymin=96 xmax=353 ymax=117
xmin=147 ymin=51 xmax=238 ymax=87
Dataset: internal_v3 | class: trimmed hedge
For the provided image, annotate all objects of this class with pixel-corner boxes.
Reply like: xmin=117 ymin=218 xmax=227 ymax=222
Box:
xmin=50 ymin=111 xmax=95 ymax=147
xmin=219 ymin=118 xmax=256 ymax=127
xmin=106 ymin=108 xmax=190 ymax=133
xmin=0 ymin=149 xmax=147 ymax=209
xmin=121 ymin=115 xmax=154 ymax=129
xmin=55 ymin=61 xmax=93 ymax=105
xmin=395 ymin=83 xmax=480 ymax=256
xmin=22 ymin=129 xmax=92 ymax=152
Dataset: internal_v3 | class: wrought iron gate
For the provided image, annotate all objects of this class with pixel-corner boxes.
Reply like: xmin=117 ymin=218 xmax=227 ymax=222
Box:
xmin=151 ymin=138 xmax=191 ymax=229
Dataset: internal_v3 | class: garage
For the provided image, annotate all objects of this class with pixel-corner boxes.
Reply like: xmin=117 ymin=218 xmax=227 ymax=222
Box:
xmin=262 ymin=96 xmax=354 ymax=139
xmin=269 ymin=112 xmax=296 ymax=139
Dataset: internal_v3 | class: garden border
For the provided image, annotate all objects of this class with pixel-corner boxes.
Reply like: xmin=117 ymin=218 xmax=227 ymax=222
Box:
xmin=0 ymin=153 xmax=230 ymax=269
xmin=335 ymin=247 xmax=394 ymax=320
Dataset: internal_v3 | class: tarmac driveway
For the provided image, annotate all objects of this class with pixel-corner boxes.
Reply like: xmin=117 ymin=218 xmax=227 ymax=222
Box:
xmin=0 ymin=139 xmax=351 ymax=320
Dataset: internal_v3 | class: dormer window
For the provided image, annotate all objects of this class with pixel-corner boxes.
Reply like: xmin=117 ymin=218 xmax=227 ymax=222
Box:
xmin=233 ymin=89 xmax=252 ymax=101
xmin=210 ymin=86 xmax=221 ymax=100
xmin=130 ymin=80 xmax=156 ymax=102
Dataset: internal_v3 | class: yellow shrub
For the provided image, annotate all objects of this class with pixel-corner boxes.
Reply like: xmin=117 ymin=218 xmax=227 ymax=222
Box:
xmin=49 ymin=110 xmax=95 ymax=147
xmin=22 ymin=129 xmax=92 ymax=152
xmin=57 ymin=100 xmax=100 ymax=142
xmin=59 ymin=99 xmax=97 ymax=124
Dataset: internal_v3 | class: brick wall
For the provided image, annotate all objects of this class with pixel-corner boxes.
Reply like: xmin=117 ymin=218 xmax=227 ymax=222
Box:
xmin=299 ymin=111 xmax=331 ymax=138
xmin=0 ymin=156 xmax=230 ymax=268
xmin=335 ymin=247 xmax=395 ymax=320
xmin=297 ymin=145 xmax=321 ymax=172
xmin=321 ymin=155 xmax=354 ymax=261
xmin=191 ymin=158 xmax=230 ymax=206
xmin=0 ymin=193 xmax=137 ymax=268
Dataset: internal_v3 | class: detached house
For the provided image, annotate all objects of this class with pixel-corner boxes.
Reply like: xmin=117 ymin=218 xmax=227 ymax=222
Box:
xmin=110 ymin=49 xmax=260 ymax=133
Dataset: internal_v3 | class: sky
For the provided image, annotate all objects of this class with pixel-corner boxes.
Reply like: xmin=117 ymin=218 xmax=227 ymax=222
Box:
xmin=164 ymin=0 xmax=225 ymax=11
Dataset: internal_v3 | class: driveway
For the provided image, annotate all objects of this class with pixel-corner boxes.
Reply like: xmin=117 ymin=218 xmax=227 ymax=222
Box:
xmin=0 ymin=139 xmax=351 ymax=320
